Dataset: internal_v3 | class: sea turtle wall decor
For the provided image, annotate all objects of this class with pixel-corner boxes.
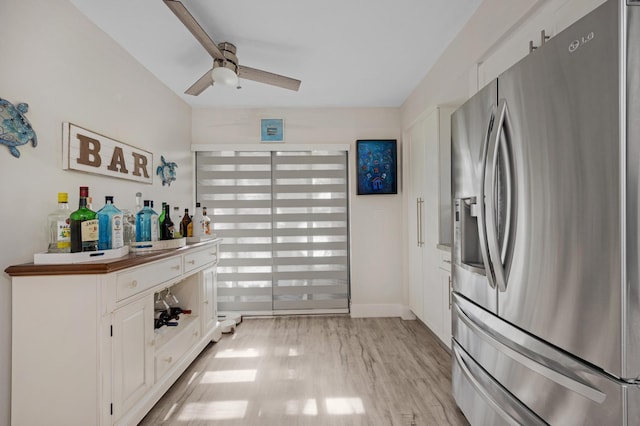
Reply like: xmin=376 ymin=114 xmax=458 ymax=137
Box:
xmin=0 ymin=98 xmax=37 ymax=158
xmin=156 ymin=155 xmax=178 ymax=186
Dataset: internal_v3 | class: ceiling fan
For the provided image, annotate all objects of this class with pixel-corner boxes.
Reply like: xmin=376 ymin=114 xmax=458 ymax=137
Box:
xmin=163 ymin=0 xmax=302 ymax=96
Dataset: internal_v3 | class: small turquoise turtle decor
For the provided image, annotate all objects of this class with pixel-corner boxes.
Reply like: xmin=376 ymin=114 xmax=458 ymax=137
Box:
xmin=156 ymin=155 xmax=178 ymax=186
xmin=0 ymin=98 xmax=37 ymax=158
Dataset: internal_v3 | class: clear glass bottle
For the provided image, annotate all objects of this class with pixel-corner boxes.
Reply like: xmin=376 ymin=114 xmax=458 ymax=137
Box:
xmin=97 ymin=196 xmax=124 ymax=250
xmin=150 ymin=201 xmax=159 ymax=241
xmin=47 ymin=192 xmax=71 ymax=253
xmin=135 ymin=200 xmax=158 ymax=242
xmin=135 ymin=192 xmax=143 ymax=212
xmin=70 ymin=186 xmax=98 ymax=252
xmin=121 ymin=209 xmax=136 ymax=244
xmin=192 ymin=202 xmax=205 ymax=238
xmin=202 ymin=206 xmax=212 ymax=236
xmin=173 ymin=206 xmax=181 ymax=237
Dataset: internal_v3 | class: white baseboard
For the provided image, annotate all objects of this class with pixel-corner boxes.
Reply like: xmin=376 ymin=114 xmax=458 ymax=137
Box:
xmin=350 ymin=303 xmax=416 ymax=320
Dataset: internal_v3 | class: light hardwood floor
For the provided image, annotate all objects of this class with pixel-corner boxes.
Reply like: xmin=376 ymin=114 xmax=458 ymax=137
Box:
xmin=140 ymin=316 xmax=469 ymax=426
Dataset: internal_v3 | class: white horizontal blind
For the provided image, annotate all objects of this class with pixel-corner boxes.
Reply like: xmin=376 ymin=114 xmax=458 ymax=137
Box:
xmin=197 ymin=151 xmax=274 ymax=313
xmin=196 ymin=150 xmax=349 ymax=315
xmin=272 ymin=151 xmax=349 ymax=311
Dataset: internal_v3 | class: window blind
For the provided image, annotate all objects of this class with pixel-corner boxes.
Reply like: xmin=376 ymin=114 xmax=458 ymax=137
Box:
xmin=196 ymin=149 xmax=349 ymax=315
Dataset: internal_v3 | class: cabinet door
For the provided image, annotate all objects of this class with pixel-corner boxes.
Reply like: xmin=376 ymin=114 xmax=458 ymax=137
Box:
xmin=441 ymin=268 xmax=452 ymax=348
xmin=406 ymin=119 xmax=426 ymax=319
xmin=112 ymin=296 xmax=154 ymax=419
xmin=421 ymin=109 xmax=444 ymax=333
xmin=202 ymin=266 xmax=218 ymax=332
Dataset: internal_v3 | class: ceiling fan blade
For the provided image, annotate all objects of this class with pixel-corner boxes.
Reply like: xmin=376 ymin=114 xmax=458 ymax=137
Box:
xmin=185 ymin=68 xmax=214 ymax=96
xmin=163 ymin=0 xmax=224 ymax=61
xmin=238 ymin=65 xmax=301 ymax=91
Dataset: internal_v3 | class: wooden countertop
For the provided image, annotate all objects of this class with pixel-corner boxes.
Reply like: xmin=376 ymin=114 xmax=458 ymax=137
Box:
xmin=5 ymin=239 xmax=221 ymax=277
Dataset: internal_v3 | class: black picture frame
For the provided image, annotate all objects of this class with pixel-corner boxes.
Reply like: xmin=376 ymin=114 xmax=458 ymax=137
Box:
xmin=356 ymin=139 xmax=398 ymax=195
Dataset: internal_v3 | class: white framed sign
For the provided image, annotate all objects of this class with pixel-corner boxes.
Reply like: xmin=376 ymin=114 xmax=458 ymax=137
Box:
xmin=62 ymin=122 xmax=153 ymax=184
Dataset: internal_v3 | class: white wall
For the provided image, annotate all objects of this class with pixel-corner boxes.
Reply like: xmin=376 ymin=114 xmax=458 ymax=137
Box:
xmin=192 ymin=108 xmax=406 ymax=317
xmin=0 ymin=1 xmax=192 ymax=424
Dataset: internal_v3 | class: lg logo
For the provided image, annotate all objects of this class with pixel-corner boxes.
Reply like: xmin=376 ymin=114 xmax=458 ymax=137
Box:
xmin=569 ymin=31 xmax=595 ymax=52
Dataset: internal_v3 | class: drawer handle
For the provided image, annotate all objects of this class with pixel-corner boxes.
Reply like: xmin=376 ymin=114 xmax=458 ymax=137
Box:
xmin=149 ymin=339 xmax=155 ymax=347
xmin=203 ymin=300 xmax=209 ymax=304
xmin=130 ymin=280 xmax=138 ymax=288
xmin=193 ymin=331 xmax=199 ymax=337
xmin=165 ymin=356 xmax=173 ymax=363
xmin=171 ymin=265 xmax=180 ymax=270
xmin=187 ymin=260 xmax=195 ymax=265
xmin=209 ymin=252 xmax=216 ymax=256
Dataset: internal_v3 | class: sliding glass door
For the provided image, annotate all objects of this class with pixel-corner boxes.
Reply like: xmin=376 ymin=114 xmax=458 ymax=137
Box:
xmin=196 ymin=149 xmax=349 ymax=315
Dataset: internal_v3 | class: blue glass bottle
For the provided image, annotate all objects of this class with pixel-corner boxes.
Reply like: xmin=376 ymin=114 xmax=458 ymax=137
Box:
xmin=136 ymin=200 xmax=159 ymax=242
xmin=97 ymin=196 xmax=124 ymax=250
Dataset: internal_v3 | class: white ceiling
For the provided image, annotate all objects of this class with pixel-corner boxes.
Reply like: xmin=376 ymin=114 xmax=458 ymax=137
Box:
xmin=70 ymin=0 xmax=482 ymax=109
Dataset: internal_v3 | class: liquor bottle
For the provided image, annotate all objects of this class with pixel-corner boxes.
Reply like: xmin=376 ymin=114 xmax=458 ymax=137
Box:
xmin=202 ymin=206 xmax=212 ymax=236
xmin=172 ymin=206 xmax=181 ymax=237
xmin=192 ymin=203 xmax=205 ymax=238
xmin=135 ymin=192 xmax=143 ymax=212
xmin=70 ymin=186 xmax=99 ymax=252
xmin=160 ymin=204 xmax=175 ymax=240
xmin=47 ymin=192 xmax=71 ymax=253
xmin=158 ymin=202 xmax=166 ymax=230
xmin=121 ymin=209 xmax=136 ymax=244
xmin=97 ymin=196 xmax=124 ymax=250
xmin=150 ymin=201 xmax=159 ymax=241
xmin=180 ymin=208 xmax=192 ymax=238
xmin=135 ymin=200 xmax=159 ymax=242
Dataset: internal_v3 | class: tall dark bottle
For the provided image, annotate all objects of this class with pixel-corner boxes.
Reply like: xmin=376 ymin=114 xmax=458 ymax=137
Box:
xmin=70 ymin=186 xmax=99 ymax=252
xmin=160 ymin=204 xmax=175 ymax=240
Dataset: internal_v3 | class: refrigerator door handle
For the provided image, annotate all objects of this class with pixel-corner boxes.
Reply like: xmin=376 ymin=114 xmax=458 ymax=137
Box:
xmin=478 ymin=106 xmax=497 ymax=289
xmin=484 ymin=99 xmax=513 ymax=292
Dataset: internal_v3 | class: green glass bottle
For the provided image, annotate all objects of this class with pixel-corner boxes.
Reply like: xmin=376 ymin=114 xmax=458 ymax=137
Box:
xmin=70 ymin=186 xmax=99 ymax=252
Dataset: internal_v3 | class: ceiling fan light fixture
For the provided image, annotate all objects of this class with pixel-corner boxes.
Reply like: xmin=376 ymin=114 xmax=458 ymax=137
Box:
xmin=212 ymin=61 xmax=239 ymax=87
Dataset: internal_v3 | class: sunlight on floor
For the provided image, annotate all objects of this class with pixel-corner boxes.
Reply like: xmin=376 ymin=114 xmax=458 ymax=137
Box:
xmin=162 ymin=403 xmax=178 ymax=422
xmin=178 ymin=401 xmax=248 ymax=421
xmin=285 ymin=398 xmax=318 ymax=416
xmin=325 ymin=397 xmax=365 ymax=415
xmin=200 ymin=369 xmax=257 ymax=384
xmin=274 ymin=346 xmax=301 ymax=357
xmin=214 ymin=348 xmax=261 ymax=358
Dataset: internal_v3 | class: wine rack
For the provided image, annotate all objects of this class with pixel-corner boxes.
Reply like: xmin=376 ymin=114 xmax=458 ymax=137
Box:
xmin=153 ymin=276 xmax=200 ymax=351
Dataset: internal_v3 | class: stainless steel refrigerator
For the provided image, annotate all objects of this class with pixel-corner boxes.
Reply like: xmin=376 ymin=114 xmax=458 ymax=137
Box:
xmin=451 ymin=0 xmax=640 ymax=424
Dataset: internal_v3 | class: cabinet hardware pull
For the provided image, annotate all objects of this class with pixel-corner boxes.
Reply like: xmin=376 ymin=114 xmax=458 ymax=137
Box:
xmin=193 ymin=331 xmax=199 ymax=337
xmin=150 ymin=340 xmax=155 ymax=347
xmin=203 ymin=300 xmax=209 ymax=304
xmin=171 ymin=265 xmax=180 ymax=270
xmin=187 ymin=260 xmax=195 ymax=265
xmin=130 ymin=280 xmax=138 ymax=288
xmin=166 ymin=356 xmax=173 ymax=363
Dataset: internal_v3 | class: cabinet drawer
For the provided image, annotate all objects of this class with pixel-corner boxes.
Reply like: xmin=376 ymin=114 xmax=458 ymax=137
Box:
xmin=116 ymin=258 xmax=183 ymax=301
xmin=183 ymin=247 xmax=217 ymax=273
xmin=155 ymin=319 xmax=201 ymax=380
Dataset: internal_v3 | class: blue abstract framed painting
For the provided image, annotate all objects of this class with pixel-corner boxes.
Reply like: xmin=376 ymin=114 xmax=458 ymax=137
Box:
xmin=356 ymin=139 xmax=398 ymax=195
xmin=261 ymin=118 xmax=284 ymax=142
